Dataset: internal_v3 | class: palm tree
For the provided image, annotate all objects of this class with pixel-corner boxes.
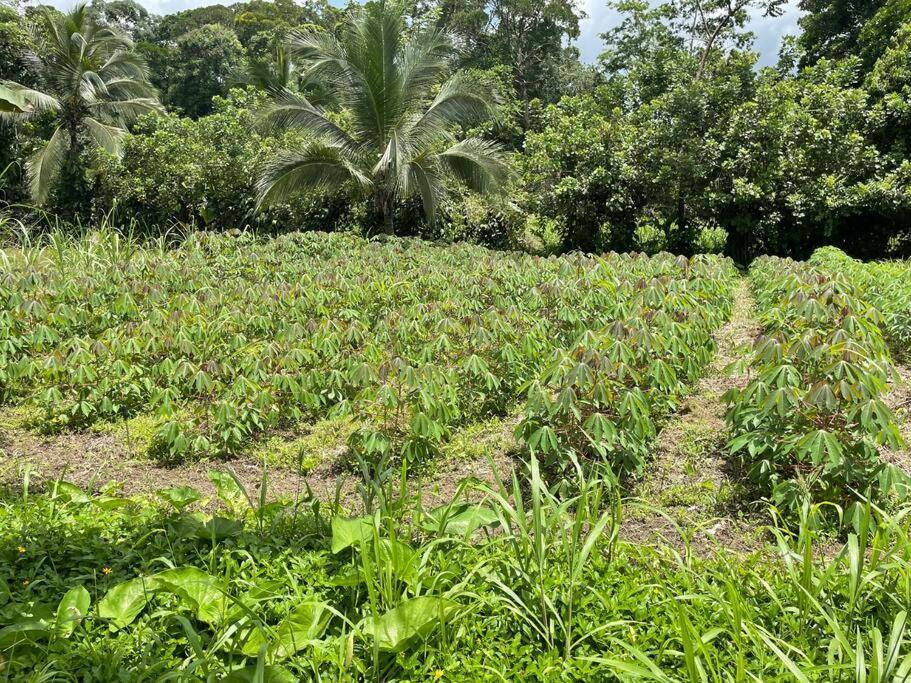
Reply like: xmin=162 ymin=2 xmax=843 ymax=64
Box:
xmin=0 ymin=4 xmax=160 ymax=204
xmin=256 ymin=1 xmax=510 ymax=234
xmin=238 ymin=44 xmax=298 ymax=94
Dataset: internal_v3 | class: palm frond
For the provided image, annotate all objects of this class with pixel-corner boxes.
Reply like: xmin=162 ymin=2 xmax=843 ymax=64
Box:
xmin=257 ymin=143 xmax=372 ymax=207
xmin=0 ymin=82 xmax=61 ymax=117
xmin=403 ymin=156 xmax=446 ymax=223
xmin=261 ymin=2 xmax=510 ymax=225
xmin=437 ymin=138 xmax=511 ymax=193
xmin=260 ymin=89 xmax=358 ymax=152
xmin=412 ymin=72 xmax=498 ymax=140
xmin=288 ymin=29 xmax=352 ymax=91
xmin=89 ymin=97 xmax=160 ymax=124
xmin=26 ymin=125 xmax=68 ymax=204
xmin=398 ymin=28 xmax=454 ymax=114
xmin=84 ymin=117 xmax=125 ymax=155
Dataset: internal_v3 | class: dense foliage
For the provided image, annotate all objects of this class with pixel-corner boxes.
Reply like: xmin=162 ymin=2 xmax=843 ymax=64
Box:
xmin=2 ymin=459 xmax=911 ymax=679
xmin=0 ymin=3 xmax=160 ymax=208
xmin=255 ymin=2 xmax=509 ymax=233
xmin=811 ymin=247 xmax=911 ymax=360
xmin=725 ymin=255 xmax=907 ymax=511
xmin=0 ymin=231 xmax=734 ymax=474
xmin=2 ymin=0 xmax=911 ymax=258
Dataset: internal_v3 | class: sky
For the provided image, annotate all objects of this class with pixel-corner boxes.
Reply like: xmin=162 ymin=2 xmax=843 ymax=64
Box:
xmin=575 ymin=0 xmax=804 ymax=66
xmin=39 ymin=0 xmax=805 ymax=68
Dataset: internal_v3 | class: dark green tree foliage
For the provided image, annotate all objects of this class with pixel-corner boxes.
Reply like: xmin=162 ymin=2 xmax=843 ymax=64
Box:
xmin=858 ymin=0 xmax=911 ymax=66
xmin=798 ymin=0 xmax=881 ymax=66
xmin=233 ymin=0 xmax=327 ymax=57
xmin=520 ymin=94 xmax=636 ymax=253
xmin=0 ymin=2 xmax=37 ymax=201
xmin=0 ymin=3 xmax=160 ymax=210
xmin=714 ymin=59 xmax=884 ymax=260
xmin=165 ymin=23 xmax=245 ymax=117
xmin=88 ymin=0 xmax=154 ymax=40
xmin=154 ymin=4 xmax=235 ymax=41
xmin=427 ymin=0 xmax=583 ymax=127
xmin=94 ymin=89 xmax=353 ymax=232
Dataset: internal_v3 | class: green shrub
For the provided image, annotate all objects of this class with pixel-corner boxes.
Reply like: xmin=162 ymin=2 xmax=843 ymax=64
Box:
xmin=93 ymin=88 xmax=354 ymax=234
xmin=517 ymin=213 xmax=564 ymax=255
xmin=632 ymin=219 xmax=667 ymax=255
xmin=693 ymin=222 xmax=728 ymax=254
xmin=725 ymin=256 xmax=908 ymax=511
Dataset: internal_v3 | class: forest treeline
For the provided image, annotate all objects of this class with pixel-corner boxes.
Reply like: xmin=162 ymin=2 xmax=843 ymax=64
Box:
xmin=1 ymin=0 xmax=911 ymax=261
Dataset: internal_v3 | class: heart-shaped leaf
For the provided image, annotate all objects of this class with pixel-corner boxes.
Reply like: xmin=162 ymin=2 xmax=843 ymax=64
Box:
xmin=330 ymin=515 xmax=374 ymax=553
xmin=362 ymin=596 xmax=458 ymax=653
xmin=242 ymin=601 xmax=331 ymax=660
xmin=98 ymin=577 xmax=155 ymax=629
xmin=154 ymin=566 xmax=227 ymax=625
xmin=156 ymin=486 xmax=201 ymax=511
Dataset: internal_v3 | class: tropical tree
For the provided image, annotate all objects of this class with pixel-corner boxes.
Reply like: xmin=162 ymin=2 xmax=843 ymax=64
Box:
xmin=256 ymin=0 xmax=510 ymax=234
xmin=0 ymin=3 xmax=160 ymax=204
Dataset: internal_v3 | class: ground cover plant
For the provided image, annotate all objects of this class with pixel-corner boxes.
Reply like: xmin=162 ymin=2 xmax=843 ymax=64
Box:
xmin=2 ymin=464 xmax=911 ymax=680
xmin=810 ymin=247 xmax=911 ymax=361
xmin=725 ymin=255 xmax=908 ymax=511
xmin=4 ymin=0 xmax=911 ymax=676
xmin=0 ymin=230 xmax=736 ymax=478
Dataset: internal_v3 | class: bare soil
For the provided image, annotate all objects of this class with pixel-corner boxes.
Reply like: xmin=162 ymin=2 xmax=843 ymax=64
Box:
xmin=883 ymin=364 xmax=911 ymax=473
xmin=0 ymin=415 xmax=518 ymax=513
xmin=621 ymin=279 xmax=768 ymax=555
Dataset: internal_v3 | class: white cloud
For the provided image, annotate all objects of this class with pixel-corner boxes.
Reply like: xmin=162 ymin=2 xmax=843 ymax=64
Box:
xmin=575 ymin=0 xmax=804 ymax=66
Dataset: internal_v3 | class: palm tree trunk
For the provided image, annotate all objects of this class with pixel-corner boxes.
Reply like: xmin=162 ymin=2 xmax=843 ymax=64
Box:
xmin=375 ymin=188 xmax=394 ymax=236
xmin=383 ymin=208 xmax=394 ymax=235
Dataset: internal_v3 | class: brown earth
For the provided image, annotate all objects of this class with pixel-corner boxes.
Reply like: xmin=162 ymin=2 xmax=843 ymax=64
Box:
xmin=0 ymin=414 xmax=518 ymax=513
xmin=621 ymin=279 xmax=769 ymax=555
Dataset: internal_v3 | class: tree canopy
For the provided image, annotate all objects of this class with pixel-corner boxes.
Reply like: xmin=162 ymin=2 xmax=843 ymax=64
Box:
xmin=1 ymin=0 xmax=910 ymax=259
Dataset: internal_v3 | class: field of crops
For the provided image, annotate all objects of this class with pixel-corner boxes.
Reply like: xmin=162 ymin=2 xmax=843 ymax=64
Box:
xmin=725 ymin=255 xmax=909 ymax=511
xmin=3 ymin=232 xmax=911 ymax=680
xmin=0 ymin=231 xmax=736 ymax=475
xmin=810 ymin=248 xmax=911 ymax=360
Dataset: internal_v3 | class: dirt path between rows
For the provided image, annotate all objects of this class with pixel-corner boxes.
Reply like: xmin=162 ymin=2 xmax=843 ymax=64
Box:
xmin=0 ymin=415 xmax=516 ymax=512
xmin=884 ymin=363 xmax=911 ymax=473
xmin=621 ymin=277 xmax=767 ymax=554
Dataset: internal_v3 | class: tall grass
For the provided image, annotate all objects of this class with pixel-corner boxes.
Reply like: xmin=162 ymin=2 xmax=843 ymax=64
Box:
xmin=2 ymin=443 xmax=911 ymax=679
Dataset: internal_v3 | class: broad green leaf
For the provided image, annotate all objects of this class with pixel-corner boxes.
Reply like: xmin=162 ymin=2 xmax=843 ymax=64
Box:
xmin=0 ymin=84 xmax=31 ymax=113
xmin=53 ymin=481 xmax=90 ymax=504
xmin=208 ymin=469 xmax=247 ymax=510
xmin=379 ymin=539 xmax=420 ymax=587
xmin=330 ymin=515 xmax=374 ymax=553
xmin=362 ymin=596 xmax=459 ymax=653
xmin=55 ymin=586 xmax=90 ymax=637
xmin=422 ymin=503 xmax=499 ymax=536
xmin=178 ymin=513 xmax=244 ymax=540
xmin=93 ymin=495 xmax=133 ymax=510
xmin=154 ymin=567 xmax=227 ymax=625
xmin=98 ymin=577 xmax=155 ymax=629
xmin=156 ymin=486 xmax=201 ymax=511
xmin=242 ymin=601 xmax=331 ymax=660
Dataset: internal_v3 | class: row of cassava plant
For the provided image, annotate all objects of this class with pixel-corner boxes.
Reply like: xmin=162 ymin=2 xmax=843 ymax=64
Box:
xmin=518 ymin=254 xmax=737 ymax=477
xmin=725 ymin=256 xmax=908 ymax=512
xmin=2 ymin=461 xmax=910 ymax=680
xmin=0 ymin=230 xmax=736 ymax=467
xmin=810 ymin=247 xmax=911 ymax=361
